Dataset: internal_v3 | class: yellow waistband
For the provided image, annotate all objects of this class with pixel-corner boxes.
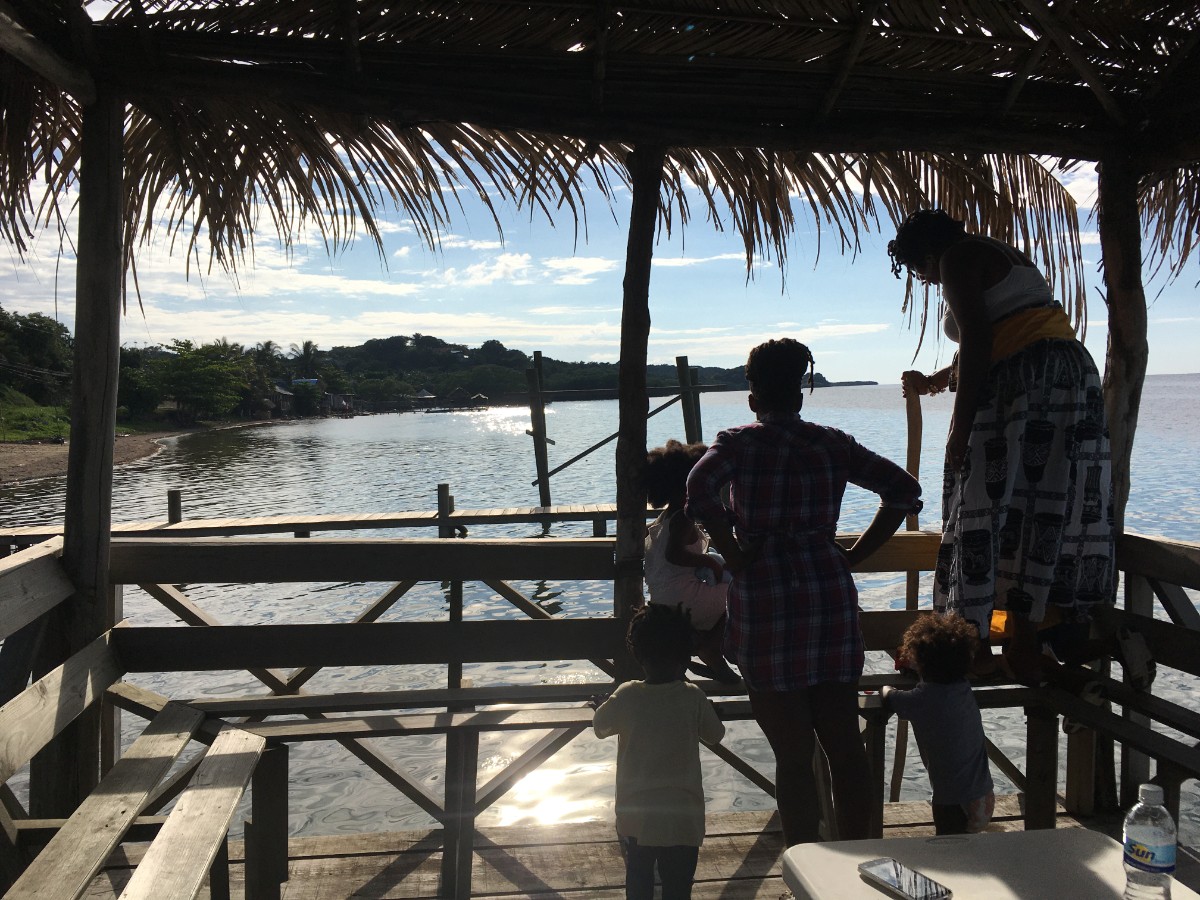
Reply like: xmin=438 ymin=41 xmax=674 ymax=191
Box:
xmin=990 ymin=306 xmax=1077 ymax=363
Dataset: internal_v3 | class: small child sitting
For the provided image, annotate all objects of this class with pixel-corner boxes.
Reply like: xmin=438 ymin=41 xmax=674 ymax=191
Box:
xmin=593 ymin=604 xmax=726 ymax=900
xmin=644 ymin=439 xmax=739 ymax=683
xmin=883 ymin=613 xmax=996 ymax=835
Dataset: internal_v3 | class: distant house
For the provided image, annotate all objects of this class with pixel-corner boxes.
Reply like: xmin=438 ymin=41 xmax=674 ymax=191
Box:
xmin=446 ymin=387 xmax=471 ymax=407
xmin=272 ymin=384 xmax=294 ymax=416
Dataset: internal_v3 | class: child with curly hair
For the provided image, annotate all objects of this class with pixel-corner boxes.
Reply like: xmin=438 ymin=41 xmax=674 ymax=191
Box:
xmin=644 ymin=439 xmax=739 ymax=683
xmin=593 ymin=603 xmax=726 ymax=900
xmin=883 ymin=613 xmax=996 ymax=835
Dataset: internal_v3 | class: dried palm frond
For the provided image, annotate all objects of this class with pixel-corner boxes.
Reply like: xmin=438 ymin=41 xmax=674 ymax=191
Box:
xmin=1140 ymin=165 xmax=1200 ymax=282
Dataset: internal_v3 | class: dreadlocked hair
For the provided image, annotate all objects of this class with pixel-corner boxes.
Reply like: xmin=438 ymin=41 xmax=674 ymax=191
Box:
xmin=745 ymin=338 xmax=815 ymax=407
xmin=899 ymin=613 xmax=979 ymax=684
xmin=626 ymin=603 xmax=693 ymax=669
xmin=645 ymin=439 xmax=708 ymax=508
xmin=887 ymin=209 xmax=967 ymax=278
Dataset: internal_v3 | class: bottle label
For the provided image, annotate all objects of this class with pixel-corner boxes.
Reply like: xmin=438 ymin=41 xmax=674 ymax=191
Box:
xmin=1124 ymin=836 xmax=1176 ymax=873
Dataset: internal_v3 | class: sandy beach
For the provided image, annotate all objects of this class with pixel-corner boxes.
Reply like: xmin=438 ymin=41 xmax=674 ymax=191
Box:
xmin=0 ymin=430 xmax=195 ymax=484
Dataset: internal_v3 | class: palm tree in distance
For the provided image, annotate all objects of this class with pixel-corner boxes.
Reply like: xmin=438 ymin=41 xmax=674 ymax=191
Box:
xmin=253 ymin=341 xmax=284 ymax=379
xmin=290 ymin=340 xmax=320 ymax=379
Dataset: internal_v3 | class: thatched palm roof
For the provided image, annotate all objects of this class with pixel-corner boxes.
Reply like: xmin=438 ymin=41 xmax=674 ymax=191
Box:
xmin=2 ymin=0 xmax=1199 ymax=324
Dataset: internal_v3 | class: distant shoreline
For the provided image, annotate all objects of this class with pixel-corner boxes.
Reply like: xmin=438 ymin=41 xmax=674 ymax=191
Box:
xmin=0 ymin=421 xmax=282 ymax=485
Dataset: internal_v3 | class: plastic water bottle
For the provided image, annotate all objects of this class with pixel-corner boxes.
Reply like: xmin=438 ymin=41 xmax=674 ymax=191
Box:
xmin=1123 ymin=783 xmax=1177 ymax=899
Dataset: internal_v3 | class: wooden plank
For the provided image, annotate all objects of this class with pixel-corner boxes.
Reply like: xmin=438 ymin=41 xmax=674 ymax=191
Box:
xmin=838 ymin=531 xmax=941 ymax=573
xmin=483 ymin=579 xmax=616 ymax=677
xmin=1094 ymin=606 xmax=1200 ymax=678
xmin=283 ymin=580 xmax=418 ymax=691
xmin=0 ymin=631 xmax=124 ymax=783
xmin=6 ymin=702 xmax=205 ymax=900
xmin=244 ymin=707 xmax=601 ymax=741
xmin=186 ymin=682 xmax=620 ymax=716
xmin=1148 ymin=578 xmax=1200 ymax=630
xmin=1045 ymin=686 xmax=1200 ymax=775
xmin=0 ymin=538 xmax=72 ymax=641
xmin=118 ymin=726 xmax=266 ymax=900
xmin=138 ymin=584 xmax=292 ymax=692
xmin=242 ymin=697 xmax=761 ymax=742
xmin=244 ymin=744 xmax=289 ymax=899
xmin=860 ymin=609 xmax=925 ymax=651
xmin=1118 ymin=532 xmax=1200 ymax=590
xmin=111 ymin=620 xmax=628 ymax=672
xmin=109 ymin=538 xmax=617 ymax=584
xmin=1023 ymin=704 xmax=1059 ymax=829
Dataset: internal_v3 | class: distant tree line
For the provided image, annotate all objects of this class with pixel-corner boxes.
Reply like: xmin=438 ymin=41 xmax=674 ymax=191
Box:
xmin=2 ymin=304 xmax=839 ymax=424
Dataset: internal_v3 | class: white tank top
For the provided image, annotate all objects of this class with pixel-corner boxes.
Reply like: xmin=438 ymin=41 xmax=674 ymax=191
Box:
xmin=943 ymin=261 xmax=1054 ymax=343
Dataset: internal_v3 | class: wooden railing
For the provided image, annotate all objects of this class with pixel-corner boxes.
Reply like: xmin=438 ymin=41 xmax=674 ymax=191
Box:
xmin=3 ymin=517 xmax=1200 ymax=899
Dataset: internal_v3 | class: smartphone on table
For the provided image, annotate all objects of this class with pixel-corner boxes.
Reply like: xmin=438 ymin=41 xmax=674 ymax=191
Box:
xmin=857 ymin=857 xmax=952 ymax=900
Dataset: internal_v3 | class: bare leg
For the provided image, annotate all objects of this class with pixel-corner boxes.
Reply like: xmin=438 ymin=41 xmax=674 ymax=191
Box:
xmin=694 ymin=617 xmax=739 ymax=683
xmin=1002 ymin=613 xmax=1046 ymax=686
xmin=749 ymin=690 xmax=820 ymax=846
xmin=810 ymin=682 xmax=872 ymax=841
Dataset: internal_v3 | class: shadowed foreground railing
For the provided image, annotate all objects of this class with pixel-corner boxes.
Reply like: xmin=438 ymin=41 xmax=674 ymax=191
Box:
xmin=2 ymin=510 xmax=1200 ymax=899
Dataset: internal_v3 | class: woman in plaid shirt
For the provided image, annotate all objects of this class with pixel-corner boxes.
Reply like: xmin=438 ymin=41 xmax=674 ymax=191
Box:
xmin=686 ymin=338 xmax=922 ymax=846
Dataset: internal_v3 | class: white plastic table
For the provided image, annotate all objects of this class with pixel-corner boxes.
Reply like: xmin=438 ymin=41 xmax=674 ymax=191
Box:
xmin=782 ymin=828 xmax=1200 ymax=899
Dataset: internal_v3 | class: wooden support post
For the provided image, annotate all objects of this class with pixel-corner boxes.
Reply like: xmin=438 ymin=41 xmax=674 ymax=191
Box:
xmin=1064 ymin=727 xmax=1097 ymax=817
xmin=891 ymin=391 xmax=923 ymax=803
xmin=675 ymin=356 xmax=700 ymax=443
xmin=101 ymin=583 xmax=123 ymax=775
xmin=1157 ymin=761 xmax=1185 ymax=825
xmin=1097 ymin=153 xmax=1148 ymax=536
xmin=1024 ymin=704 xmax=1059 ymax=829
xmin=1121 ymin=574 xmax=1153 ymax=807
xmin=209 ymin=838 xmax=231 ymax=900
xmin=32 ymin=84 xmax=125 ymax=818
xmin=245 ymin=743 xmax=290 ymax=900
xmin=441 ymin=727 xmax=479 ymax=900
xmin=613 ymin=145 xmax=664 ymax=680
xmin=437 ymin=484 xmax=465 ymax=689
xmin=167 ymin=489 xmax=182 ymax=524
xmin=690 ymin=367 xmax=703 ymax=440
xmin=437 ymin=484 xmax=454 ymax=539
xmin=527 ymin=356 xmax=553 ymax=508
xmin=861 ymin=704 xmax=890 ymax=838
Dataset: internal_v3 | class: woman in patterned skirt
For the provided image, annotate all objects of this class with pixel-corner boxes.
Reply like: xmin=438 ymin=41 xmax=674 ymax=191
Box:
xmin=889 ymin=209 xmax=1114 ymax=685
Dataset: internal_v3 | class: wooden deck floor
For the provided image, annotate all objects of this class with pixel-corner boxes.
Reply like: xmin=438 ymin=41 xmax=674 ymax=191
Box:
xmin=79 ymin=797 xmax=1120 ymax=899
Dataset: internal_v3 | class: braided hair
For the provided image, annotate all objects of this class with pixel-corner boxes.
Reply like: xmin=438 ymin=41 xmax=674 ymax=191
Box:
xmin=887 ymin=209 xmax=967 ymax=278
xmin=745 ymin=338 xmax=815 ymax=407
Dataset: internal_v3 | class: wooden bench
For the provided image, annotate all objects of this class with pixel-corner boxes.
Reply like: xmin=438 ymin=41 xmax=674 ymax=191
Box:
xmin=0 ymin=629 xmax=264 ymax=899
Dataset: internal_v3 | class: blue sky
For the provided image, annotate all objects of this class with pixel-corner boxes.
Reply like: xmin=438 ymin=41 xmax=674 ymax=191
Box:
xmin=1 ymin=163 xmax=1196 ymax=385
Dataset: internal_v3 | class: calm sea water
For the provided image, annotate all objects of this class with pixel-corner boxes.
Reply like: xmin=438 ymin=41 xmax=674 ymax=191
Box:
xmin=3 ymin=375 xmax=1199 ymax=839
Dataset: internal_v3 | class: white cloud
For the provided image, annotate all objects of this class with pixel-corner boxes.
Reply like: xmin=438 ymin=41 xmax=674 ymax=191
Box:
xmin=528 ymin=305 xmax=622 ymax=316
xmin=441 ymin=235 xmax=505 ymax=251
xmin=438 ymin=253 xmax=533 ymax=287
xmin=541 ymin=257 xmax=618 ymax=285
xmin=393 ymin=246 xmax=412 ymax=258
xmin=653 ymin=252 xmax=746 ymax=268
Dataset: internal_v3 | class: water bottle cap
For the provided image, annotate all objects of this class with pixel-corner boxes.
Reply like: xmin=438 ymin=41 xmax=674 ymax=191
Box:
xmin=1138 ymin=783 xmax=1164 ymax=806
